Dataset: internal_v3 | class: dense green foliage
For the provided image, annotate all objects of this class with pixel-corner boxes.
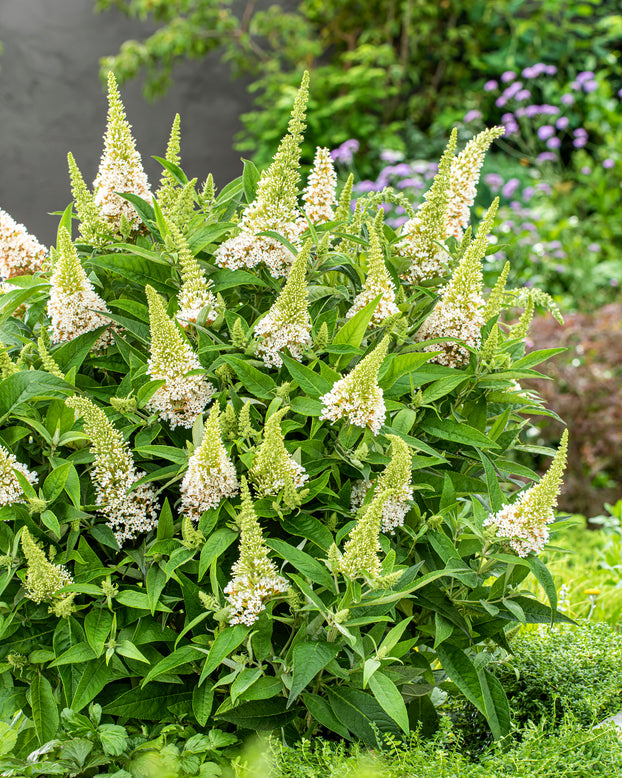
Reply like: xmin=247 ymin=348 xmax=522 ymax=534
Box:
xmin=0 ymin=73 xmax=572 ymax=762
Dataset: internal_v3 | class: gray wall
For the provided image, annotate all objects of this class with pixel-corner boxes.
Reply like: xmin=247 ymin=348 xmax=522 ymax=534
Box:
xmin=0 ymin=0 xmax=252 ymax=244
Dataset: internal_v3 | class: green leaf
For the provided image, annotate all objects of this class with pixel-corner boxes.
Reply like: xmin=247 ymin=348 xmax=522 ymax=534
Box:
xmin=104 ymin=684 xmax=193 ymax=719
xmin=98 ymin=723 xmax=129 ymax=757
xmin=198 ymin=528 xmax=237 ymax=581
xmin=527 ymin=556 xmax=557 ymax=615
xmin=146 ymin=563 xmax=167 ymax=615
xmin=31 ymin=674 xmax=59 ymax=744
xmin=231 ymin=667 xmax=263 ymax=706
xmin=50 ymin=642 xmax=97 ymax=667
xmin=84 ymin=609 xmax=114 ymax=658
xmin=221 ymin=356 xmax=276 ymax=399
xmin=242 ymin=158 xmax=260 ymax=201
xmin=135 ymin=446 xmax=188 ymax=465
xmin=266 ymin=539 xmax=334 ymax=590
xmin=40 ymin=510 xmax=61 ymax=537
xmin=89 ymin=254 xmax=170 ymax=294
xmin=281 ymin=354 xmax=332 ymax=397
xmin=332 ymin=294 xmax=381 ymax=353
xmin=116 ymin=591 xmax=172 ymax=612
xmin=141 ymin=645 xmax=204 ymax=686
xmin=435 ymin=643 xmax=484 ymax=714
xmin=0 ymin=722 xmax=18 ymax=756
xmin=71 ymin=658 xmax=114 ymax=712
xmin=326 ymin=686 xmax=398 ymax=747
xmin=116 ymin=640 xmax=150 ymax=664
xmin=0 ymin=371 xmax=73 ymax=424
xmin=156 ymin=499 xmax=174 ymax=540
xmin=287 ymin=641 xmax=339 ymax=707
xmin=302 ymin=693 xmax=350 ymax=739
xmin=419 ymin=417 xmax=499 ymax=449
xmin=193 ymin=681 xmax=214 ymax=727
xmin=380 ymin=352 xmax=434 ymax=389
xmin=368 ymin=670 xmax=409 ymax=734
xmin=198 ymin=625 xmax=249 ymax=685
xmin=478 ymin=667 xmax=511 ymax=739
xmin=216 ymin=698 xmax=296 ymax=730
xmin=478 ymin=452 xmax=504 ymax=513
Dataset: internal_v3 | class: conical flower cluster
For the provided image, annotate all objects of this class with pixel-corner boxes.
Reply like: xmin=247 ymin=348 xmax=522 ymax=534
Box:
xmin=224 ymin=479 xmax=288 ymax=626
xmin=396 ymin=131 xmax=457 ymax=284
xmin=145 ymin=285 xmax=214 ymax=429
xmin=417 ymin=200 xmax=498 ymax=367
xmin=339 ymin=490 xmax=389 ymax=580
xmin=254 ymin=241 xmax=312 ymax=367
xmin=446 ymin=127 xmax=504 ymax=240
xmin=0 ymin=444 xmax=38 ymax=507
xmin=93 ymin=72 xmax=152 ymax=233
xmin=484 ymin=430 xmax=569 ymax=557
xmin=67 ymin=152 xmax=113 ymax=246
xmin=47 ymin=227 xmax=114 ymax=349
xmin=250 ymin=408 xmax=308 ymax=498
xmin=214 ymin=72 xmax=310 ymax=277
xmin=0 ymin=207 xmax=47 ymax=278
xmin=156 ymin=113 xmax=182 ymax=214
xmin=374 ymin=435 xmax=413 ymax=533
xmin=320 ymin=336 xmax=388 ymax=435
xmin=66 ymin=396 xmax=159 ymax=546
xmin=346 ymin=216 xmax=399 ymax=324
xmin=20 ymin=527 xmax=73 ymax=603
xmin=170 ymin=223 xmax=220 ymax=327
xmin=303 ymin=146 xmax=338 ymax=224
xmin=181 ymin=404 xmax=239 ymax=522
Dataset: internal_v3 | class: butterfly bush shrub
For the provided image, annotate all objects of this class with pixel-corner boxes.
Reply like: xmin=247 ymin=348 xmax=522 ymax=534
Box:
xmin=0 ymin=72 xmax=571 ymax=754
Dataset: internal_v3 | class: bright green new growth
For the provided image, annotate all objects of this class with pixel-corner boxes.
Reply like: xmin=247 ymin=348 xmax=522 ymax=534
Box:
xmin=231 ymin=479 xmax=280 ymax=581
xmin=338 ymin=200 xmax=363 ymax=257
xmin=445 ymin=198 xmax=499 ymax=305
xmin=510 ymin=291 xmax=536 ymax=339
xmin=157 ymin=113 xmax=181 ymax=211
xmin=37 ymin=337 xmax=65 ymax=380
xmin=335 ymin=173 xmax=354 ymax=223
xmin=534 ymin=429 xmax=569 ymax=513
xmin=54 ymin=227 xmax=90 ymax=294
xmin=192 ymin=403 xmax=228 ymax=471
xmin=238 ymin=401 xmax=254 ymax=439
xmin=67 ymin=152 xmax=112 ymax=245
xmin=20 ymin=527 xmax=72 ymax=604
xmin=484 ymin=260 xmax=511 ymax=321
xmin=340 ymin=490 xmax=391 ymax=580
xmin=145 ymin=284 xmax=193 ymax=369
xmin=65 ymin=396 xmax=127 ymax=470
xmin=366 ymin=213 xmax=392 ymax=289
xmin=168 ymin=177 xmax=198 ymax=228
xmin=377 ymin=435 xmax=411 ymax=495
xmin=0 ymin=342 xmax=18 ymax=378
xmin=272 ymin=240 xmax=311 ymax=323
xmin=103 ymin=71 xmax=138 ymax=164
xmin=169 ymin=222 xmax=219 ymax=326
xmin=249 ymin=407 xmax=307 ymax=505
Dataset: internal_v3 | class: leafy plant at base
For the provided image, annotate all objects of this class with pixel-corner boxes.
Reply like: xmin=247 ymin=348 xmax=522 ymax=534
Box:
xmin=0 ymin=71 xmax=570 ymax=752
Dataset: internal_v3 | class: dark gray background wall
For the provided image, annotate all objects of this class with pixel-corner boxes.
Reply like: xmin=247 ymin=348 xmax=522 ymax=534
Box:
xmin=0 ymin=0 xmax=251 ymax=244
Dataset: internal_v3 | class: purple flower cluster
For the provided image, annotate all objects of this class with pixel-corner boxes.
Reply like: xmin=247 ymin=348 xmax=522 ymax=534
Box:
xmin=331 ymin=139 xmax=360 ymax=165
xmin=570 ymin=71 xmax=598 ymax=93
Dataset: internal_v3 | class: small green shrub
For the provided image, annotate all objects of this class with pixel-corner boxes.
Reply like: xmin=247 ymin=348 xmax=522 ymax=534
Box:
xmin=266 ymin=717 xmax=622 ymax=777
xmin=0 ymin=72 xmax=570 ymax=750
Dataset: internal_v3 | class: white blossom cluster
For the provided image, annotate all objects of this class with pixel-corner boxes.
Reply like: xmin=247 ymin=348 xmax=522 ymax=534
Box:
xmin=346 ymin=281 xmax=399 ymax=324
xmin=214 ymin=231 xmax=300 ymax=279
xmin=92 ymin=451 xmax=159 ymax=547
xmin=224 ymin=572 xmax=288 ymax=626
xmin=395 ymin=215 xmax=449 ymax=285
xmin=48 ymin=274 xmax=114 ymax=350
xmin=147 ymin=356 xmax=215 ymax=430
xmin=0 ymin=208 xmax=47 ymax=279
xmin=180 ymin=407 xmax=239 ymax=522
xmin=255 ymin=304 xmax=312 ymax=368
xmin=379 ymin=488 xmax=414 ymax=534
xmin=446 ymin=127 xmax=505 ymax=240
xmin=253 ymin=455 xmax=308 ymax=497
xmin=94 ymin=158 xmax=152 ymax=233
xmin=176 ymin=285 xmax=220 ymax=328
xmin=417 ymin=290 xmax=485 ymax=367
xmin=0 ymin=445 xmax=38 ymax=507
xmin=303 ymin=147 xmax=338 ymax=224
xmin=320 ymin=378 xmax=386 ymax=435
xmin=483 ymin=495 xmax=554 ymax=558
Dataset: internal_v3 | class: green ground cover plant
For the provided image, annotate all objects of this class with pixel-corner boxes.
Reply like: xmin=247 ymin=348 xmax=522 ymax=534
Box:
xmin=0 ymin=70 xmax=574 ymax=769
